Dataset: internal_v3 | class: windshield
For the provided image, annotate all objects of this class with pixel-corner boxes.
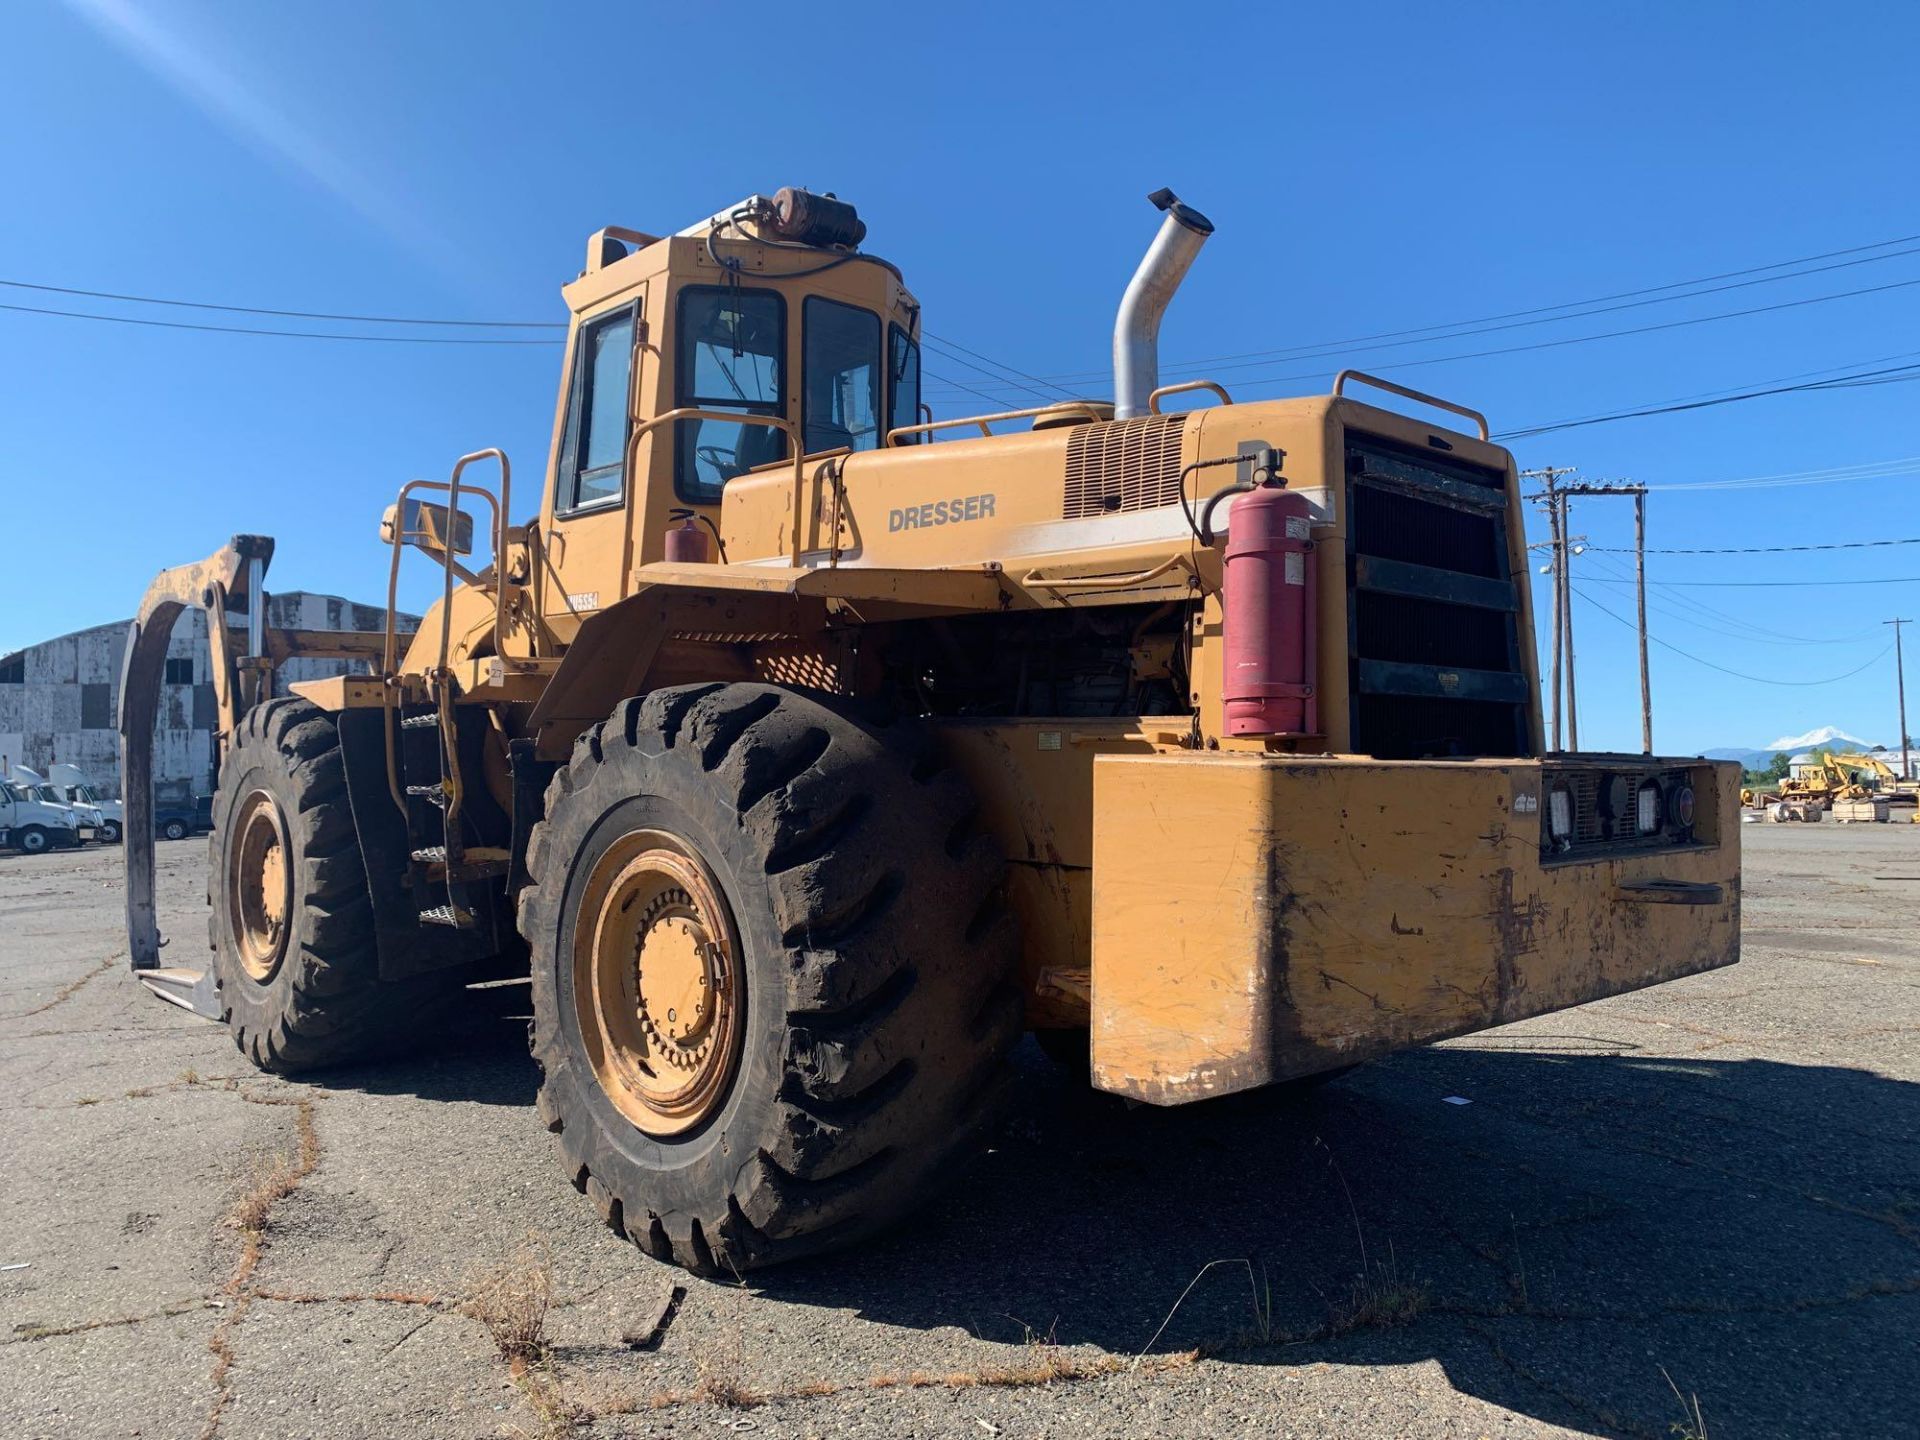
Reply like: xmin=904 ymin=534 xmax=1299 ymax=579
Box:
xmin=3 ymin=784 xmax=25 ymax=802
xmin=34 ymin=786 xmax=59 ymax=804
xmin=78 ymin=785 xmax=100 ymax=802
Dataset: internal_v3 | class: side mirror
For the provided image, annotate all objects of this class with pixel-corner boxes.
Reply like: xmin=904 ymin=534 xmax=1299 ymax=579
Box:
xmin=380 ymin=498 xmax=475 ymax=557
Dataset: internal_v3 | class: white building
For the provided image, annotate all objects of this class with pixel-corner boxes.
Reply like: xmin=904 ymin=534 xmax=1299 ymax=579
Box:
xmin=0 ymin=592 xmax=416 ymax=800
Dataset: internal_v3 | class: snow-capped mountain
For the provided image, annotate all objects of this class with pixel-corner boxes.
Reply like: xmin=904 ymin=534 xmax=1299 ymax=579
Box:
xmin=1763 ymin=725 xmax=1883 ymax=753
xmin=1703 ymin=725 xmax=1892 ymax=769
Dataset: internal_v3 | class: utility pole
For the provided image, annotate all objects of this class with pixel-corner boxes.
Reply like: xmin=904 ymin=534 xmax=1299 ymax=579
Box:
xmin=1522 ymin=466 xmax=1577 ymax=750
xmin=1889 ymin=618 xmax=1912 ymax=781
xmin=1560 ymin=487 xmax=1579 ymax=750
xmin=1554 ymin=481 xmax=1652 ymax=754
xmin=1634 ymin=490 xmax=1652 ymax=754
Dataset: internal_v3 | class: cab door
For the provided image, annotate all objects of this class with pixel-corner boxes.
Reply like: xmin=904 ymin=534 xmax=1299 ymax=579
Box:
xmin=541 ymin=289 xmax=645 ymax=633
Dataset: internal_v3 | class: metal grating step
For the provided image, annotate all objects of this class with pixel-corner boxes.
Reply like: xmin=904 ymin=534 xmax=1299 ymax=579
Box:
xmin=419 ymin=905 xmax=472 ymax=928
xmin=405 ymin=785 xmax=449 ymax=806
xmin=410 ymin=845 xmax=509 ymax=880
xmin=399 ymin=714 xmax=440 ymax=730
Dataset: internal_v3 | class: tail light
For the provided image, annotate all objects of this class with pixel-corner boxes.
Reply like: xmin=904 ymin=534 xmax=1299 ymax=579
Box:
xmin=1635 ymin=781 xmax=1664 ymax=835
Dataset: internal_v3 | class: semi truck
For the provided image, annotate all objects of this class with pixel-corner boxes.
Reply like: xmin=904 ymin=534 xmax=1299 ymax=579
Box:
xmin=42 ymin=762 xmax=125 ymax=842
xmin=1 ymin=780 xmax=85 ymax=854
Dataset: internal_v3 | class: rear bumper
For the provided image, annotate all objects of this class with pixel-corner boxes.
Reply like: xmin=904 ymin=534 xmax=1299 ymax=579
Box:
xmin=1089 ymin=753 xmax=1740 ymax=1103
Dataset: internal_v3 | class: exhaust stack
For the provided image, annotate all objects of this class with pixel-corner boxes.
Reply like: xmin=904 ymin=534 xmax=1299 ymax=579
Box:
xmin=1112 ymin=188 xmax=1214 ymax=420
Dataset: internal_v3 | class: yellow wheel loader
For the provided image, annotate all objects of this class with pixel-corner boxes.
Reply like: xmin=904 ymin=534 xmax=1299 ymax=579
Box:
xmin=121 ymin=187 xmax=1740 ymax=1274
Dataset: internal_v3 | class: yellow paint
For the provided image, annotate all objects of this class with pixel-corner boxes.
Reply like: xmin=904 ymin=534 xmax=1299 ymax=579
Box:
xmin=1089 ymin=753 xmax=1740 ymax=1102
xmin=135 ymin=199 xmax=1742 ymax=1110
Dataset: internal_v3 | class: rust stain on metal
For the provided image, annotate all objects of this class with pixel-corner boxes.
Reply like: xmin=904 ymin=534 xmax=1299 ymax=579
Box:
xmin=1487 ymin=867 xmax=1548 ymax=1019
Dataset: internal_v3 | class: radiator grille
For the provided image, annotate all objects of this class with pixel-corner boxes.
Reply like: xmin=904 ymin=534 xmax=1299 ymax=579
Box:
xmin=1345 ymin=433 xmax=1531 ymax=760
xmin=1061 ymin=414 xmax=1188 ymax=519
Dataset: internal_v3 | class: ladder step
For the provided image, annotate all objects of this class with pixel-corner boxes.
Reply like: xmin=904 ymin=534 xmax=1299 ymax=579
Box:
xmin=399 ymin=714 xmax=440 ymax=729
xmin=410 ymin=844 xmax=510 ymax=864
xmin=410 ymin=844 xmax=510 ymax=880
xmin=405 ymin=785 xmax=449 ymax=806
xmin=419 ymin=904 xmax=472 ymax=928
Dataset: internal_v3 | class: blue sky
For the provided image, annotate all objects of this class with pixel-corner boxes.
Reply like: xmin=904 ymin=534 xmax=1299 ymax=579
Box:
xmin=3 ymin=0 xmax=1917 ymax=754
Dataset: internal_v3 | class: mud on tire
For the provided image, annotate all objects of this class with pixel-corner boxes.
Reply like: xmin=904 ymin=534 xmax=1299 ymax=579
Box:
xmin=518 ymin=683 xmax=1023 ymax=1275
xmin=207 ymin=697 xmax=442 ymax=1073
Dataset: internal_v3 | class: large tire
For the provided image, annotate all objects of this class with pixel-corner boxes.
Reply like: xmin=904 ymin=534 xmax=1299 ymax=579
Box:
xmin=17 ymin=826 xmax=51 ymax=856
xmin=207 ymin=698 xmax=429 ymax=1073
xmin=519 ymin=683 xmax=1022 ymax=1275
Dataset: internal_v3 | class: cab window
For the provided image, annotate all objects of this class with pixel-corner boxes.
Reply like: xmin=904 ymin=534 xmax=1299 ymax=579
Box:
xmin=802 ymin=297 xmax=881 ymax=456
xmin=889 ymin=324 xmax=921 ymax=446
xmin=676 ymin=286 xmax=785 ymax=503
xmin=558 ymin=303 xmax=638 ymax=511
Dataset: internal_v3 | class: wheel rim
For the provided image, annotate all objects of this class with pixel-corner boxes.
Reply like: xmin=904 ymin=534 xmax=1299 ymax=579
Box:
xmin=23 ymin=831 xmax=46 ymax=853
xmin=227 ymin=790 xmax=292 ymax=983
xmin=571 ymin=829 xmax=744 ymax=1137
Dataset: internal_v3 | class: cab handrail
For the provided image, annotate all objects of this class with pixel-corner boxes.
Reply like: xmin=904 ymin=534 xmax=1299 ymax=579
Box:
xmin=1146 ymin=379 xmax=1232 ymax=413
xmin=623 ymin=408 xmax=806 ymax=566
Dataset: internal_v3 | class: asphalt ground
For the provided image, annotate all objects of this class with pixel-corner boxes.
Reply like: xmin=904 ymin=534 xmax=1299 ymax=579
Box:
xmin=1 ymin=823 xmax=1916 ymax=1440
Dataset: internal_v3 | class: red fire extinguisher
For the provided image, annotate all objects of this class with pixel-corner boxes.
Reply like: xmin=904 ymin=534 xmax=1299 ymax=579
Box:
xmin=664 ymin=508 xmax=712 ymax=564
xmin=1209 ymin=452 xmax=1316 ymax=738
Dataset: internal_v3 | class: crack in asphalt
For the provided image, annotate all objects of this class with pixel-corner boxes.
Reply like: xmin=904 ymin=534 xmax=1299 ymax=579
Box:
xmin=0 ymin=951 xmax=120 ymax=1021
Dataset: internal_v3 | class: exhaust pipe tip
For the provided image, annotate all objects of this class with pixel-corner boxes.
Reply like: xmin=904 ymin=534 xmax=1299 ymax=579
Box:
xmin=1145 ymin=186 xmax=1215 ymax=238
xmin=1113 ymin=189 xmax=1214 ymax=420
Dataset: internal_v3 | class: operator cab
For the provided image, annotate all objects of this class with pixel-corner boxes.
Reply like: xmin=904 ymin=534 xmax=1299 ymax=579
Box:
xmin=535 ymin=189 xmax=920 ymax=620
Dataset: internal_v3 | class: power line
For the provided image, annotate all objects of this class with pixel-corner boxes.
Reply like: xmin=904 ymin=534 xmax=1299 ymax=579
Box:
xmin=919 ymin=365 xmax=1024 ymax=410
xmin=1224 ymin=273 xmax=1920 ymax=397
xmin=1578 ymin=551 xmax=1878 ymax=646
xmin=1590 ymin=536 xmax=1920 ymax=556
xmin=0 ymin=300 xmax=563 ymax=345
xmin=933 ymin=271 xmax=1920 ymax=407
xmin=919 ymin=340 xmax=1060 ymax=405
xmin=0 ymin=276 xmax=564 ymax=328
xmin=1495 ymin=360 xmax=1920 ymax=439
xmin=1506 ymin=348 xmax=1920 ymax=443
xmin=1571 ymin=583 xmax=1895 ymax=687
xmin=1117 ymin=239 xmax=1920 ymax=382
xmin=929 ymin=228 xmax=1920 ymax=392
xmin=1644 ymin=453 xmax=1920 ymax=492
xmin=1581 ymin=575 xmax=1920 ymax=589
xmin=922 ymin=330 xmax=1076 ymax=401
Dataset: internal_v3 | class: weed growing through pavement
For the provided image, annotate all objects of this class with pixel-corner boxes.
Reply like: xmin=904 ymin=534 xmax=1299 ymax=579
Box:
xmin=1326 ymin=1240 xmax=1429 ymax=1335
xmin=463 ymin=1233 xmax=554 ymax=1372
xmin=1663 ymin=1366 xmax=1710 ymax=1439
xmin=693 ymin=1329 xmax=762 ymax=1409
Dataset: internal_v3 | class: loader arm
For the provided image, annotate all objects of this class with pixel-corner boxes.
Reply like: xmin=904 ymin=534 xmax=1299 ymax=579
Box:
xmin=120 ymin=535 xmax=274 ymax=1012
